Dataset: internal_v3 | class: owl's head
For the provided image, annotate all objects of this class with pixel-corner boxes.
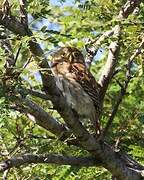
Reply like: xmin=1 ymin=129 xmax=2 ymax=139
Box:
xmin=51 ymin=47 xmax=85 ymax=65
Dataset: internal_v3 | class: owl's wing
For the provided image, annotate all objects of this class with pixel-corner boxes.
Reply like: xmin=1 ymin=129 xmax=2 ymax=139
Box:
xmin=70 ymin=63 xmax=101 ymax=133
xmin=70 ymin=63 xmax=101 ymax=112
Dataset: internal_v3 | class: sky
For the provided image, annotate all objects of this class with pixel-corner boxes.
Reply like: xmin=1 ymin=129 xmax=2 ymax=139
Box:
xmin=50 ymin=0 xmax=75 ymax=6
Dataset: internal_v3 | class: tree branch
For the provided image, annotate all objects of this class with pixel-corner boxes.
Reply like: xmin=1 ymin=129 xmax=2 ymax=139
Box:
xmin=11 ymin=96 xmax=70 ymax=140
xmin=99 ymin=25 xmax=121 ymax=101
xmin=85 ymin=28 xmax=116 ymax=68
xmin=101 ymin=80 xmax=129 ymax=139
xmin=98 ymin=0 xmax=142 ymax=103
xmin=0 ymin=22 xmax=69 ymax=146
xmin=0 ymin=154 xmax=101 ymax=172
xmin=19 ymin=0 xmax=28 ymax=29
xmin=18 ymin=87 xmax=51 ymax=100
xmin=101 ymin=37 xmax=144 ymax=139
xmin=118 ymin=0 xmax=141 ymax=19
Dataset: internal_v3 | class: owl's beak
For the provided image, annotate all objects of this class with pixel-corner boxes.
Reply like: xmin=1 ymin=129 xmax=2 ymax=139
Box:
xmin=49 ymin=61 xmax=58 ymax=68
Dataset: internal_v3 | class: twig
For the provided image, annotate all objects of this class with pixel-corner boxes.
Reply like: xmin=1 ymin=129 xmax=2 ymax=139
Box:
xmin=17 ymin=87 xmax=50 ymax=100
xmin=127 ymin=37 xmax=144 ymax=70
xmin=2 ymin=169 xmax=9 ymax=180
xmin=45 ymin=29 xmax=72 ymax=38
xmin=101 ymin=80 xmax=129 ymax=139
xmin=91 ymin=28 xmax=116 ymax=47
xmin=14 ymin=43 xmax=22 ymax=65
xmin=28 ymin=134 xmax=56 ymax=140
xmin=23 ymin=55 xmax=32 ymax=68
xmin=113 ymin=78 xmax=124 ymax=89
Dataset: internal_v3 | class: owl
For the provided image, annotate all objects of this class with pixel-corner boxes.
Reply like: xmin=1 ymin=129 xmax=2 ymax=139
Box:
xmin=51 ymin=47 xmax=101 ymax=134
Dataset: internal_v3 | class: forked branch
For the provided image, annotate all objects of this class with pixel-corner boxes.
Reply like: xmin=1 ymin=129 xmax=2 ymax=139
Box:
xmin=101 ymin=37 xmax=144 ymax=139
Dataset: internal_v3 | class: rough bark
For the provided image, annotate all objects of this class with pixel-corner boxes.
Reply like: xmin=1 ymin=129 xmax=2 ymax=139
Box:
xmin=0 ymin=154 xmax=101 ymax=171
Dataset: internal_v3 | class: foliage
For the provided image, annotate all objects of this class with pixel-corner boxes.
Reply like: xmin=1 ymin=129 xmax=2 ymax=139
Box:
xmin=0 ymin=0 xmax=144 ymax=179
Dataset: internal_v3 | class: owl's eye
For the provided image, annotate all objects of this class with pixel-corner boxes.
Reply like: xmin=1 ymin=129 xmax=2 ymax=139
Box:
xmin=61 ymin=53 xmax=65 ymax=58
xmin=73 ymin=52 xmax=79 ymax=58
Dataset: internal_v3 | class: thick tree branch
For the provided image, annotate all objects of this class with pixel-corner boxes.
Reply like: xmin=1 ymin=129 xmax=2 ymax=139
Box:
xmin=0 ymin=7 xmax=72 ymax=141
xmin=99 ymin=25 xmax=121 ymax=100
xmin=0 ymin=152 xmax=143 ymax=179
xmin=0 ymin=10 xmax=28 ymax=36
xmin=0 ymin=154 xmax=101 ymax=172
xmin=11 ymin=96 xmax=70 ymax=139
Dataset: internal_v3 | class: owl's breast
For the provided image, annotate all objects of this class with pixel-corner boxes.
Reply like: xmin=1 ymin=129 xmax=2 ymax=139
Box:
xmin=54 ymin=75 xmax=96 ymax=120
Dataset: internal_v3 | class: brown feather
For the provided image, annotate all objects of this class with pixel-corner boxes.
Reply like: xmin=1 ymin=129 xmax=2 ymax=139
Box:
xmin=51 ymin=47 xmax=101 ymax=133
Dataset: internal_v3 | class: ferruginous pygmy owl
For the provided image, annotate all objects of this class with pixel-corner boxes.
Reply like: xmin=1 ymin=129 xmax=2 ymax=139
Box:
xmin=51 ymin=47 xmax=101 ymax=133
